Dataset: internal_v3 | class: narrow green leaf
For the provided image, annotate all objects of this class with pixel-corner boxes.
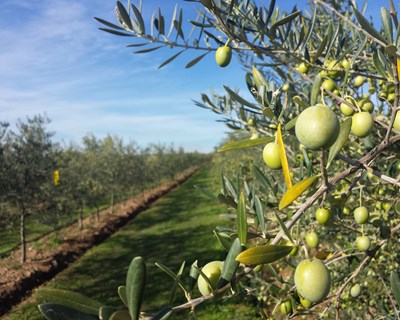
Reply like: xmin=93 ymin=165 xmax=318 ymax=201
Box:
xmin=252 ymin=66 xmax=268 ymax=90
xmin=134 ymin=46 xmax=163 ymax=54
xmin=155 ymin=262 xmax=186 ymax=293
xmin=217 ymin=238 xmax=243 ymax=288
xmin=194 ymin=184 xmax=218 ymax=200
xmin=381 ymin=7 xmax=393 ymax=43
xmin=218 ymin=137 xmax=274 ymax=152
xmin=300 ymin=4 xmax=316 ymax=51
xmin=99 ymin=306 xmax=117 ymax=320
xmin=272 ymin=211 xmax=293 ymax=243
xmin=353 ymin=7 xmax=387 ymax=44
xmin=224 ymin=177 xmax=238 ymax=200
xmin=153 ymin=306 xmax=173 ymax=320
xmin=118 ymin=286 xmax=128 ymax=307
xmin=372 ymin=50 xmax=388 ymax=78
xmin=36 ymin=289 xmax=103 ymax=315
xmin=158 ymin=50 xmax=185 ymax=69
xmin=310 ymin=75 xmax=322 ymax=106
xmin=254 ymin=196 xmax=265 ymax=236
xmin=327 ymin=118 xmax=352 ymax=168
xmin=214 ymin=230 xmax=232 ymax=251
xmin=235 ymin=244 xmax=292 ymax=265
xmin=252 ymin=165 xmax=274 ymax=194
xmin=157 ymin=8 xmax=165 ymax=35
xmin=99 ymin=28 xmax=133 ymax=37
xmin=131 ymin=4 xmax=145 ymax=34
xmin=277 ymin=123 xmax=292 ymax=189
xmin=116 ymin=1 xmax=133 ymax=30
xmin=237 ymin=192 xmax=247 ymax=246
xmin=265 ymin=0 xmax=276 ymax=26
xmin=38 ymin=303 xmax=97 ymax=320
xmin=189 ymin=260 xmax=200 ymax=292
xmin=110 ymin=310 xmax=131 ymax=320
xmin=223 ymin=86 xmax=260 ymax=109
xmin=283 ymin=116 xmax=297 ymax=131
xmin=185 ymin=52 xmax=209 ymax=68
xmin=126 ymin=256 xmax=146 ymax=320
xmin=279 ymin=175 xmax=318 ymax=210
xmin=168 ymin=262 xmax=186 ymax=305
xmin=94 ymin=17 xmax=125 ymax=30
xmin=378 ymin=49 xmax=394 ymax=78
xmin=293 ymin=96 xmax=308 ymax=109
xmin=270 ymin=11 xmax=301 ymax=38
xmin=313 ymin=29 xmax=330 ymax=62
xmin=391 ymin=271 xmax=400 ymax=307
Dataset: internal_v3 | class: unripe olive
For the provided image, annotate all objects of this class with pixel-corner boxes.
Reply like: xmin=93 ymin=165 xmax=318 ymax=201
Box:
xmin=350 ymin=284 xmax=361 ymax=297
xmin=360 ymin=99 xmax=374 ymax=113
xmin=282 ymin=83 xmax=290 ymax=91
xmin=299 ymin=296 xmax=312 ymax=309
xmin=340 ymin=101 xmax=355 ymax=116
xmin=296 ymin=62 xmax=309 ymax=74
xmin=351 ymin=112 xmax=374 ymax=138
xmin=215 ymin=46 xmax=232 ymax=67
xmin=354 ymin=75 xmax=365 ymax=88
xmin=378 ymin=91 xmax=388 ymax=101
xmin=305 ymin=231 xmax=319 ymax=248
xmin=394 ymin=111 xmax=400 ymax=131
xmin=353 ymin=206 xmax=369 ymax=224
xmin=197 ymin=261 xmax=223 ymax=296
xmin=315 ymin=208 xmax=331 ymax=224
xmin=263 ymin=142 xmax=282 ymax=170
xmin=280 ymin=300 xmax=292 ymax=315
xmin=295 ymin=105 xmax=340 ymax=150
xmin=355 ymin=235 xmax=370 ymax=252
xmin=388 ymin=92 xmax=395 ymax=104
xmin=294 ymin=258 xmax=331 ymax=302
xmin=322 ymin=79 xmax=336 ymax=92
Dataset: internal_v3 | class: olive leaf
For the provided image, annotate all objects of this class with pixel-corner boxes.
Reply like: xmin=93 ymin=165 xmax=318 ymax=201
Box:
xmin=38 ymin=303 xmax=97 ymax=320
xmin=279 ymin=175 xmax=318 ymax=210
xmin=237 ymin=192 xmax=247 ymax=246
xmin=353 ymin=7 xmax=387 ymax=44
xmin=380 ymin=7 xmax=393 ymax=44
xmin=277 ymin=123 xmax=292 ymax=189
xmin=36 ymin=289 xmax=103 ymax=315
xmin=185 ymin=52 xmax=209 ymax=68
xmin=158 ymin=50 xmax=185 ymax=69
xmin=218 ymin=137 xmax=274 ymax=152
xmin=235 ymin=244 xmax=293 ymax=265
xmin=327 ymin=118 xmax=352 ymax=168
xmin=390 ymin=271 xmax=400 ymax=307
xmin=126 ymin=256 xmax=146 ymax=320
xmin=110 ymin=310 xmax=131 ymax=320
xmin=217 ymin=238 xmax=243 ymax=288
xmin=117 ymin=286 xmax=128 ymax=307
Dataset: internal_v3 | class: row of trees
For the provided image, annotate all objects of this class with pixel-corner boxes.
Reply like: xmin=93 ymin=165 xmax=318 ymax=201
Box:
xmin=0 ymin=115 xmax=210 ymax=263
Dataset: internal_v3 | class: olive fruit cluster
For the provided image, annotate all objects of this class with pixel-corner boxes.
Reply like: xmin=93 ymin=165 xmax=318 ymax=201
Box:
xmin=378 ymin=81 xmax=395 ymax=103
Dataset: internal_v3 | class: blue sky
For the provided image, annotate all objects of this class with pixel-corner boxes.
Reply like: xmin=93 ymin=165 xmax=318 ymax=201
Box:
xmin=0 ymin=0 xmax=384 ymax=152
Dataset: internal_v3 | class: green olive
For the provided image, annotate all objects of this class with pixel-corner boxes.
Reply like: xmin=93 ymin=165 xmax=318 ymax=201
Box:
xmin=394 ymin=111 xmax=400 ymax=131
xmin=355 ymin=235 xmax=370 ymax=252
xmin=295 ymin=105 xmax=340 ymax=150
xmin=280 ymin=300 xmax=292 ymax=315
xmin=354 ymin=75 xmax=365 ymax=88
xmin=315 ymin=208 xmax=331 ymax=224
xmin=197 ymin=261 xmax=223 ymax=296
xmin=305 ymin=231 xmax=319 ymax=248
xmin=322 ymin=79 xmax=337 ymax=91
xmin=360 ymin=99 xmax=374 ymax=113
xmin=263 ymin=142 xmax=282 ymax=170
xmin=215 ymin=46 xmax=232 ymax=67
xmin=351 ymin=112 xmax=374 ymax=138
xmin=296 ymin=62 xmax=309 ymax=74
xmin=350 ymin=284 xmax=361 ymax=297
xmin=340 ymin=99 xmax=355 ymax=116
xmin=353 ymin=206 xmax=369 ymax=224
xmin=294 ymin=258 xmax=331 ymax=302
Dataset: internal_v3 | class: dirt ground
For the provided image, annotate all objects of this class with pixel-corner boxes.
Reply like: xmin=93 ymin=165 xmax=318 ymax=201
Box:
xmin=0 ymin=168 xmax=197 ymax=316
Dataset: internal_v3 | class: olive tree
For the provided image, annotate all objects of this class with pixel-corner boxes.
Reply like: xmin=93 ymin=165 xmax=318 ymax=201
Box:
xmin=38 ymin=1 xmax=400 ymax=319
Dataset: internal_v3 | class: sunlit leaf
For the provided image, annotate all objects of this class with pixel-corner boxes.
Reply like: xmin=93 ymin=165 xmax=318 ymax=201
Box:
xmin=117 ymin=286 xmax=127 ymax=307
xmin=272 ymin=211 xmax=293 ymax=243
xmin=327 ymin=118 xmax=352 ymax=168
xmin=252 ymin=66 xmax=268 ymax=90
xmin=300 ymin=4 xmax=316 ymax=51
xmin=353 ymin=7 xmax=387 ymax=44
xmin=380 ymin=7 xmax=393 ymax=43
xmin=223 ymin=86 xmax=260 ymax=109
xmin=189 ymin=260 xmax=200 ymax=292
xmin=237 ymin=192 xmax=247 ymax=246
xmin=373 ymin=50 xmax=388 ymax=78
xmin=279 ymin=175 xmax=318 ymax=210
xmin=236 ymin=244 xmax=292 ymax=265
xmin=36 ymin=289 xmax=103 ymax=315
xmin=277 ymin=123 xmax=292 ymax=189
xmin=218 ymin=137 xmax=274 ymax=152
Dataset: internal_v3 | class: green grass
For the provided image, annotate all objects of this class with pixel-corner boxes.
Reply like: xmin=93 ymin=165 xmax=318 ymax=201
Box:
xmin=4 ymin=167 xmax=258 ymax=320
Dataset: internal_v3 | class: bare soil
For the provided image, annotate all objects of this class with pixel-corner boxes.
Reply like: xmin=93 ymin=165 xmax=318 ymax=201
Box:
xmin=0 ymin=168 xmax=197 ymax=316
